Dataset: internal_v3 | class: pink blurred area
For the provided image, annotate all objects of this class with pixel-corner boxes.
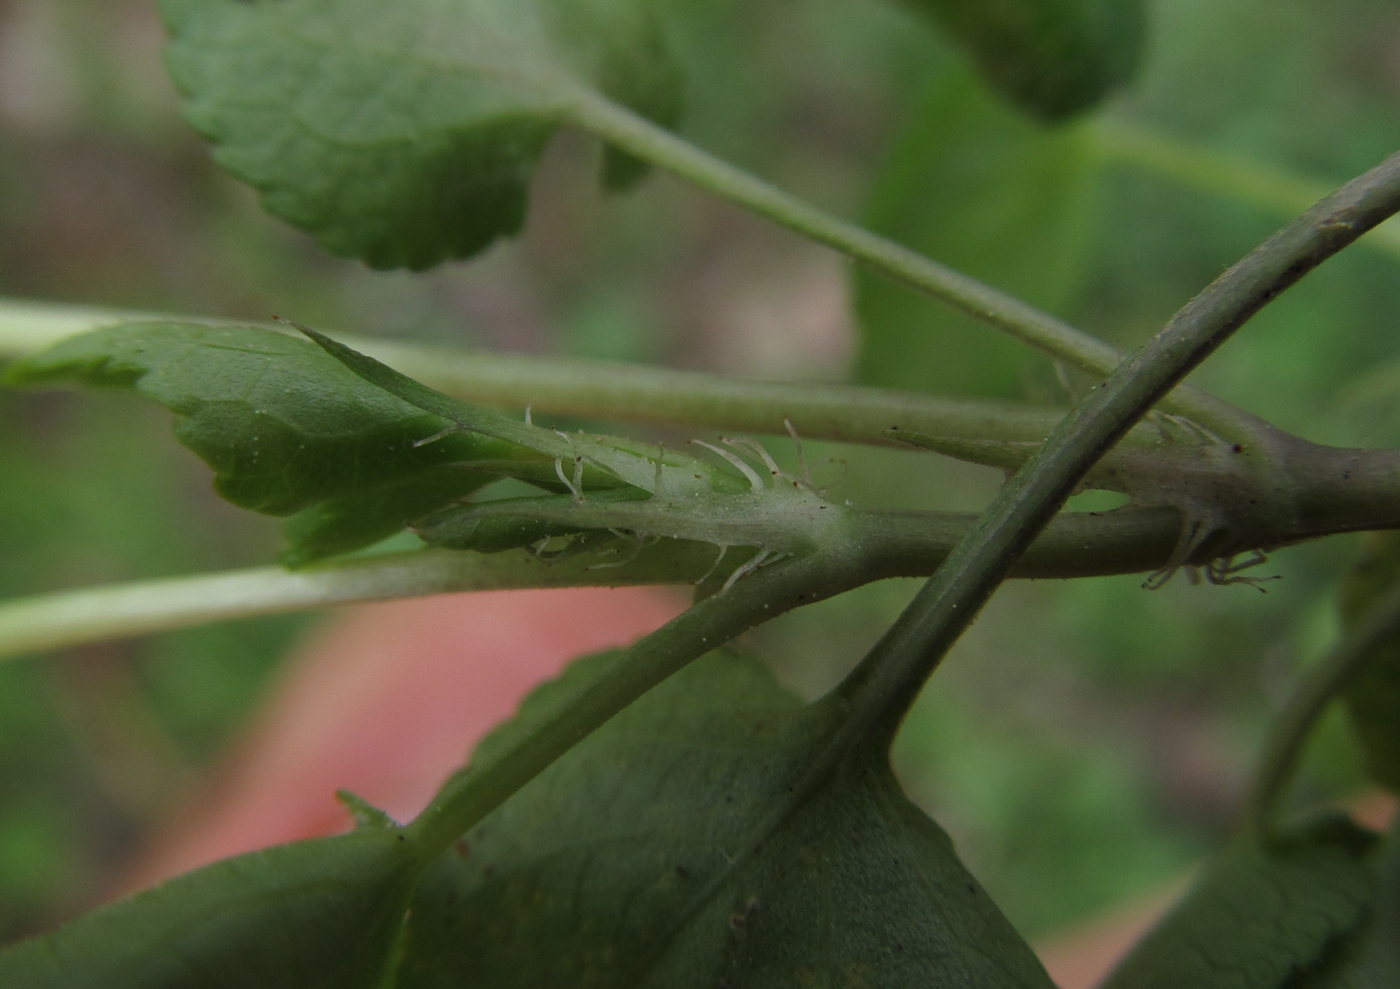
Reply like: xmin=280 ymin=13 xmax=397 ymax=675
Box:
xmin=118 ymin=586 xmax=685 ymax=894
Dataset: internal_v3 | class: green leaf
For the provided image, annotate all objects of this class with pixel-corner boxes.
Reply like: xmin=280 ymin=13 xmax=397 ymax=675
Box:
xmin=0 ymin=322 xmax=517 ymax=563
xmin=1099 ymin=817 xmax=1378 ymax=989
xmin=0 ymin=828 xmax=418 ymax=988
xmin=854 ymin=65 xmax=1098 ymax=399
xmin=280 ymin=465 xmax=497 ymax=567
xmin=159 ymin=0 xmax=682 ymax=270
xmin=903 ymin=0 xmax=1145 ymax=120
xmin=393 ymin=649 xmax=1057 ymax=988
xmin=1338 ymin=532 xmax=1400 ymax=793
xmin=1295 ymin=819 xmax=1400 ymax=989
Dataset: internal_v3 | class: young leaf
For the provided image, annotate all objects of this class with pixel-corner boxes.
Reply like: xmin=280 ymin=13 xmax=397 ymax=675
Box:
xmin=301 ymin=327 xmax=852 ymax=567
xmin=393 ymin=650 xmax=1057 ymax=988
xmin=0 ymin=827 xmax=418 ymax=988
xmin=1338 ymin=532 xmax=1400 ymax=792
xmin=903 ymin=0 xmax=1145 ymax=120
xmin=1099 ymin=817 xmax=1378 ymax=989
xmin=854 ymin=66 xmax=1098 ymax=399
xmin=0 ymin=322 xmax=521 ymax=562
xmin=159 ymin=0 xmax=682 ymax=270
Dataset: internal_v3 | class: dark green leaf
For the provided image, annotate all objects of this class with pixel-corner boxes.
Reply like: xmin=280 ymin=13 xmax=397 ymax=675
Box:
xmin=394 ymin=650 xmax=1056 ymax=988
xmin=1 ymin=322 xmax=517 ymax=562
xmin=1099 ymin=817 xmax=1378 ymax=989
xmin=0 ymin=828 xmax=417 ymax=989
xmin=854 ymin=65 xmax=1098 ymax=399
xmin=903 ymin=0 xmax=1145 ymax=120
xmin=1295 ymin=819 xmax=1400 ymax=989
xmin=1338 ymin=532 xmax=1400 ymax=793
xmin=159 ymin=0 xmax=682 ymax=270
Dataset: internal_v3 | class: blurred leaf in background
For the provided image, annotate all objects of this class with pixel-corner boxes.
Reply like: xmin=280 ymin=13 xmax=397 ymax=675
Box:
xmin=854 ymin=62 xmax=1099 ymax=399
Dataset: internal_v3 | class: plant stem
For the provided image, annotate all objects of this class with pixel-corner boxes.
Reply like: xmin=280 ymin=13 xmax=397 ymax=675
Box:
xmin=359 ymin=340 xmax=1082 ymax=447
xmin=569 ymin=93 xmax=1252 ymax=439
xmin=0 ymin=507 xmax=1185 ymax=664
xmin=15 ymin=483 xmax=1400 ymax=667
xmin=0 ymin=544 xmax=716 ymax=662
xmin=837 ymin=148 xmax=1400 ymax=751
xmin=1090 ymin=120 xmax=1400 ymax=264
xmin=1242 ymin=579 xmax=1400 ymax=840
xmin=0 ymin=295 xmax=1143 ymax=449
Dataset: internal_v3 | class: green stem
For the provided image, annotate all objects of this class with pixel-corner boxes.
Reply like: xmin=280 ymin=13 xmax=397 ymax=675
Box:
xmin=1242 ymin=579 xmax=1400 ymax=840
xmin=360 ymin=339 xmax=1082 ymax=447
xmin=0 ymin=507 xmax=1183 ymax=664
xmin=0 ymin=544 xmax=716 ymax=662
xmin=16 ymin=484 xmax=1400 ymax=667
xmin=837 ymin=148 xmax=1400 ymax=751
xmin=569 ymin=93 xmax=1253 ymax=440
xmin=1090 ymin=120 xmax=1400 ymax=265
xmin=0 ymin=295 xmax=1137 ymax=448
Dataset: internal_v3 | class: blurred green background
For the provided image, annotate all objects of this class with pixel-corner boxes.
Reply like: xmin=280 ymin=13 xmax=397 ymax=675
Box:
xmin=1 ymin=0 xmax=1399 ymax=945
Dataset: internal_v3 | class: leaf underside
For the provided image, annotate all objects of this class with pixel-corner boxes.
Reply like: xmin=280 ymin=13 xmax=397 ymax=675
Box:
xmin=3 ymin=322 xmax=773 ymax=566
xmin=396 ymin=650 xmax=1057 ymax=988
xmin=1099 ymin=817 xmax=1378 ymax=989
xmin=0 ymin=829 xmax=417 ymax=989
xmin=159 ymin=0 xmax=682 ymax=270
xmin=0 ymin=322 xmax=514 ymax=564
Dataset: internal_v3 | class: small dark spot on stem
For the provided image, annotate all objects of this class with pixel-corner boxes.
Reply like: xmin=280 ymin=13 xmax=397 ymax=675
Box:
xmin=1231 ymin=444 xmax=1244 ymax=453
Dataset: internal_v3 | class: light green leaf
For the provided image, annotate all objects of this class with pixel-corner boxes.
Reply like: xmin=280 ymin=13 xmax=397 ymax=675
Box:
xmin=903 ymin=0 xmax=1145 ymax=120
xmin=854 ymin=65 xmax=1098 ymax=399
xmin=394 ymin=650 xmax=1057 ymax=988
xmin=0 ymin=322 xmax=520 ymax=563
xmin=0 ymin=828 xmax=417 ymax=988
xmin=1100 ymin=817 xmax=1378 ymax=989
xmin=1338 ymin=532 xmax=1400 ymax=793
xmin=159 ymin=0 xmax=682 ymax=270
